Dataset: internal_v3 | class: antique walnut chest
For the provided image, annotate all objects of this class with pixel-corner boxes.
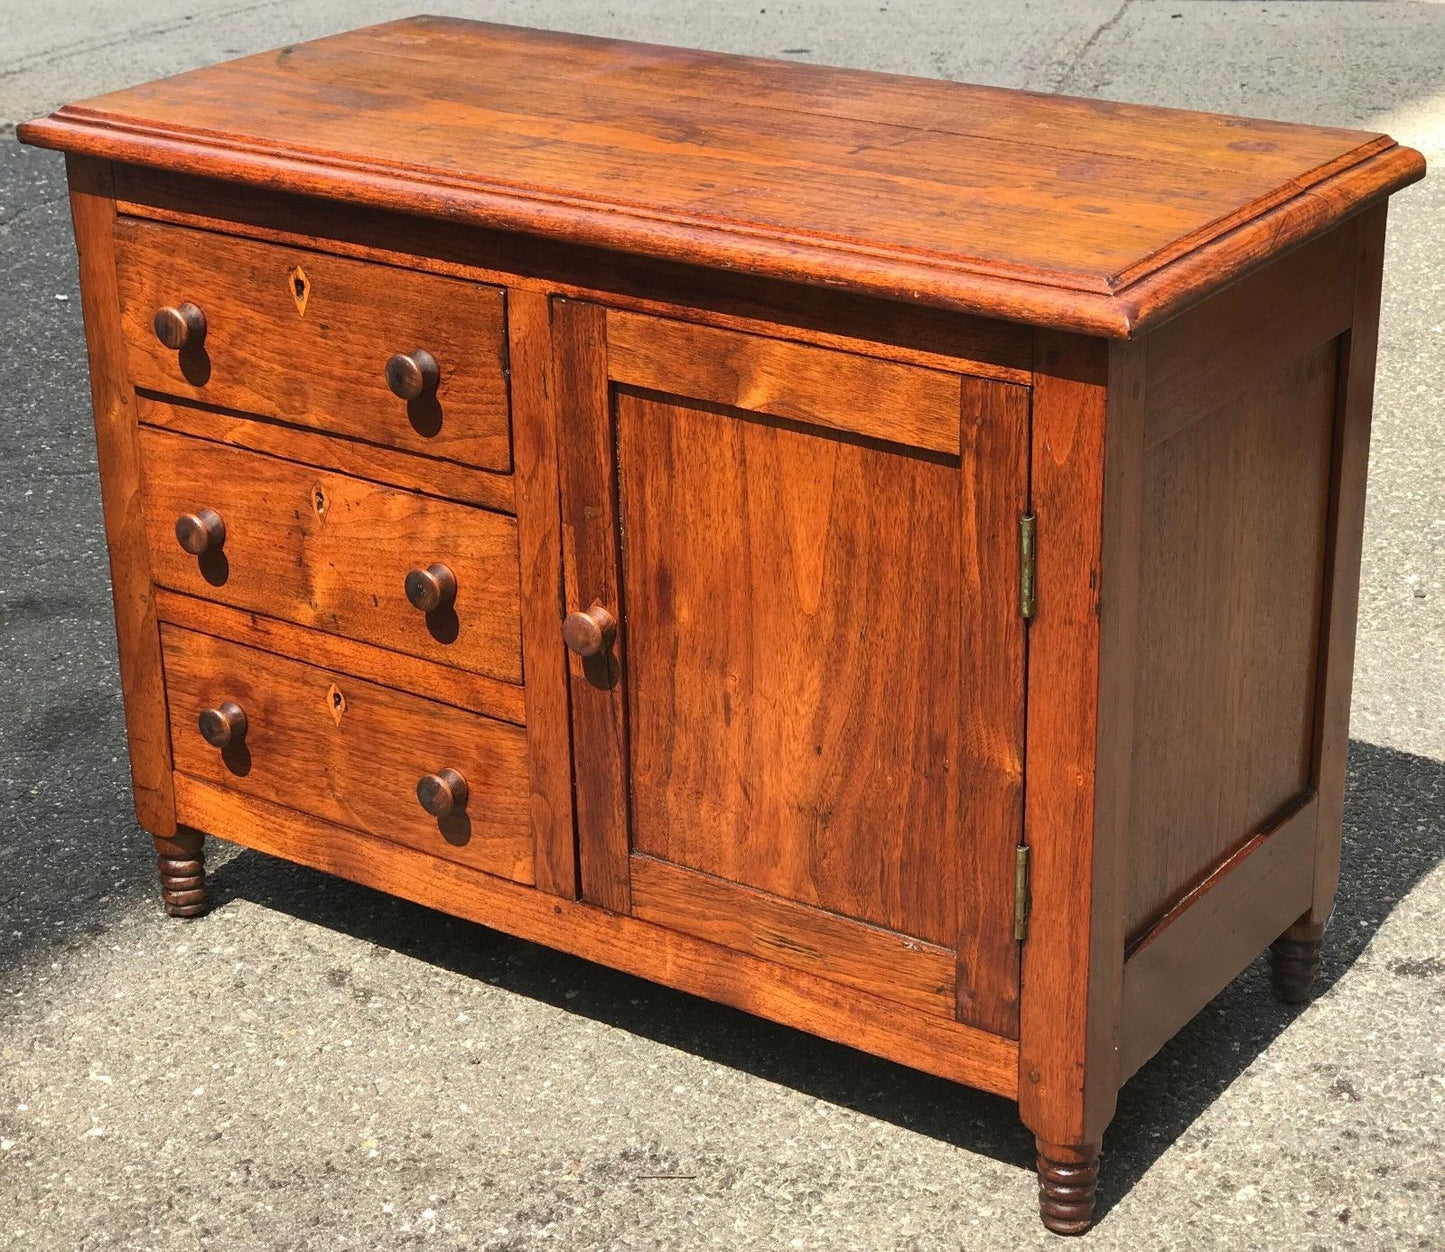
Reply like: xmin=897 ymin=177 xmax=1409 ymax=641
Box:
xmin=19 ymin=18 xmax=1425 ymax=1234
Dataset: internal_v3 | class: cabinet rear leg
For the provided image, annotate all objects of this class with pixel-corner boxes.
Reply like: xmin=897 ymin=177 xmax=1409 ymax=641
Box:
xmin=1269 ymin=918 xmax=1324 ymax=1003
xmin=153 ymin=830 xmax=207 ymax=918
xmin=1035 ymin=1138 xmax=1101 ymax=1236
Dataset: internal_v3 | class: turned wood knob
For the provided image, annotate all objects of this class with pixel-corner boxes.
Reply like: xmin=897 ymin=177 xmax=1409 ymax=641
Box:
xmin=405 ymin=563 xmax=457 ymax=612
xmin=174 ymin=507 xmax=226 ymax=555
xmin=385 ymin=349 xmax=440 ymax=400
xmin=562 ymin=604 xmax=617 ymax=658
xmin=417 ymin=767 xmax=467 ymax=817
xmin=198 ymin=701 xmax=246 ymax=749
xmin=153 ymin=302 xmax=207 ymax=350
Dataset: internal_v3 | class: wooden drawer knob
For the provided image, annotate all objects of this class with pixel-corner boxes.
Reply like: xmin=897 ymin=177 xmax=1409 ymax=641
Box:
xmin=405 ymin=563 xmax=457 ymax=613
xmin=563 ymin=604 xmax=617 ymax=657
xmin=153 ymin=302 xmax=206 ymax=350
xmin=198 ymin=701 xmax=246 ymax=749
xmin=174 ymin=507 xmax=226 ymax=555
xmin=385 ymin=349 xmax=440 ymax=400
xmin=417 ymin=767 xmax=467 ymax=817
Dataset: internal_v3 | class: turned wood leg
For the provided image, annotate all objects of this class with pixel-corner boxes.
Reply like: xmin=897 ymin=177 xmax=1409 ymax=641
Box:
xmin=153 ymin=830 xmax=207 ymax=918
xmin=1269 ymin=918 xmax=1324 ymax=1003
xmin=1035 ymin=1138 xmax=1101 ymax=1236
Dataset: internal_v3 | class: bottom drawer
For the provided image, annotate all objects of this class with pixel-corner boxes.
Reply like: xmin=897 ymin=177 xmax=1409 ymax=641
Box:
xmin=162 ymin=625 xmax=534 ymax=884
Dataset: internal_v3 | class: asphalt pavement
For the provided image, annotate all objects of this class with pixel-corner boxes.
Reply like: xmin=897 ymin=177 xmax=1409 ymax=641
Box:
xmin=1 ymin=2 xmax=1442 ymax=1249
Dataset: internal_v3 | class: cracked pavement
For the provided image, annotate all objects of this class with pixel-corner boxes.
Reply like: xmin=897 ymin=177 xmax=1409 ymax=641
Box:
xmin=1 ymin=2 xmax=1443 ymax=1249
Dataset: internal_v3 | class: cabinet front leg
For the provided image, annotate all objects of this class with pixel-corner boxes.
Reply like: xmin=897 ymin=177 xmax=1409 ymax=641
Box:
xmin=153 ymin=829 xmax=207 ymax=918
xmin=1036 ymin=1138 xmax=1102 ymax=1236
xmin=1269 ymin=917 xmax=1325 ymax=1003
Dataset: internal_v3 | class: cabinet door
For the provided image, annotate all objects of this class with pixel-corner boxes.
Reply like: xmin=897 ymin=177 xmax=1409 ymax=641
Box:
xmin=555 ymin=301 xmax=1027 ymax=1035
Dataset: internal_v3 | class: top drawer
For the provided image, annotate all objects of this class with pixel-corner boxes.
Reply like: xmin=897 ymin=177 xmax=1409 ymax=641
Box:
xmin=113 ymin=219 xmax=512 ymax=471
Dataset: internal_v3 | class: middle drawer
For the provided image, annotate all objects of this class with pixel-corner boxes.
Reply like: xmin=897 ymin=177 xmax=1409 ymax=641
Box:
xmin=140 ymin=427 xmax=523 ymax=684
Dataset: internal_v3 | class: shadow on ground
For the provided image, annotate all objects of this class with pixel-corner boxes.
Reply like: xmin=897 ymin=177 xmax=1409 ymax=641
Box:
xmin=199 ymin=739 xmax=1445 ymax=1215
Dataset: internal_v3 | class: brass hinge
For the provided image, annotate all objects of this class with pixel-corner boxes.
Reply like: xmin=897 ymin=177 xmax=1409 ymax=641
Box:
xmin=1019 ymin=512 xmax=1036 ymax=620
xmin=1013 ymin=844 xmax=1031 ymax=942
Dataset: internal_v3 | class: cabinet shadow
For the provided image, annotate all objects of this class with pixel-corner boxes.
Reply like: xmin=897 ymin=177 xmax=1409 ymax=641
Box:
xmin=206 ymin=739 xmax=1445 ymax=1215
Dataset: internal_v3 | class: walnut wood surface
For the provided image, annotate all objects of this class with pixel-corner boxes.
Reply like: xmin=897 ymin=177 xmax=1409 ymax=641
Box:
xmin=173 ymin=774 xmax=1020 ymax=1097
xmin=1120 ymin=798 xmax=1317 ymax=1079
xmin=137 ymin=394 xmax=516 ymax=515
xmin=1309 ymin=204 xmax=1389 ymax=928
xmin=1018 ymin=333 xmax=1144 ymax=1150
xmin=138 ymin=425 xmax=523 ymax=684
xmin=556 ymin=304 xmax=1026 ymax=1033
xmin=112 ymin=164 xmax=1034 ymax=382
xmin=606 ymin=309 xmax=965 ymax=454
xmin=153 ymin=829 xmax=206 ymax=917
xmin=629 ymin=855 xmax=957 ymax=1019
xmin=1035 ymin=1139 xmax=1102 ymax=1236
xmin=1269 ymin=929 xmax=1324 ymax=1004
xmin=115 ymin=218 xmax=513 ymax=470
xmin=19 ymin=18 xmax=1423 ymax=335
xmin=507 ymin=288 xmax=578 ymax=899
xmin=1123 ymin=339 xmax=1338 ymax=939
xmin=152 ymin=589 xmax=526 ymax=726
xmin=65 ymin=155 xmax=177 ymax=838
xmin=612 ymin=390 xmax=986 ymax=950
xmin=163 ymin=626 xmax=534 ymax=883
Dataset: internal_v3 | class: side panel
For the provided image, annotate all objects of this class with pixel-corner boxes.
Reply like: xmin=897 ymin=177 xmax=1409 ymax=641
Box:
xmin=1124 ymin=339 xmax=1338 ymax=939
xmin=66 ymin=155 xmax=176 ymax=837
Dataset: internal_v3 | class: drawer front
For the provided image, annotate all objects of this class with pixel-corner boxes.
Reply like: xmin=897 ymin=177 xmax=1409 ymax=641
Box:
xmin=162 ymin=626 xmax=534 ymax=883
xmin=114 ymin=218 xmax=512 ymax=471
xmin=140 ymin=426 xmax=522 ymax=684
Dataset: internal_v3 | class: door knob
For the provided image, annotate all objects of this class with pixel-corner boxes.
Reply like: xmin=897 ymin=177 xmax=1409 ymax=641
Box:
xmin=175 ymin=507 xmax=226 ymax=555
xmin=385 ymin=349 xmax=440 ymax=400
xmin=153 ymin=303 xmax=207 ymax=350
xmin=405 ymin=563 xmax=457 ymax=612
xmin=198 ymin=701 xmax=246 ymax=749
xmin=562 ymin=604 xmax=616 ymax=657
xmin=417 ymin=767 xmax=467 ymax=817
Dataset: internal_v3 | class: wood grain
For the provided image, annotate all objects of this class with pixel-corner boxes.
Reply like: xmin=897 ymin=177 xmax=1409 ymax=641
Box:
xmin=114 ymin=217 xmax=513 ymax=470
xmin=953 ymin=377 xmax=1029 ymax=1038
xmin=173 ymin=774 xmax=1020 ymax=1097
xmin=1307 ymin=202 xmax=1389 ymax=928
xmin=111 ymin=165 xmax=1034 ymax=384
xmin=163 ymin=626 xmax=534 ymax=883
xmin=614 ymin=390 xmax=966 ymax=948
xmin=1142 ymin=222 xmax=1356 ymax=449
xmin=152 ymin=589 xmax=526 ymax=725
xmin=508 ymin=288 xmax=578 ymax=898
xmin=137 ymin=394 xmax=515 ymax=514
xmin=606 ymin=309 xmax=965 ymax=454
xmin=19 ymin=19 xmax=1423 ymax=336
xmin=1124 ymin=340 xmax=1337 ymax=940
xmin=66 ymin=155 xmax=177 ymax=837
xmin=1017 ymin=333 xmax=1144 ymax=1149
xmin=1119 ymin=798 xmax=1317 ymax=1080
xmin=553 ymin=299 xmax=631 ymax=912
xmin=138 ymin=426 xmax=523 ymax=683
xmin=630 ymin=856 xmax=957 ymax=1019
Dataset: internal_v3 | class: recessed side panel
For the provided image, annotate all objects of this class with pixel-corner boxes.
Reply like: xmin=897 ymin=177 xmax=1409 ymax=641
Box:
xmin=1124 ymin=338 xmax=1340 ymax=940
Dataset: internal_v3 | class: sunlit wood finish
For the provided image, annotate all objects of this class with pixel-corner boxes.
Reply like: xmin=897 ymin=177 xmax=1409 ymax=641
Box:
xmin=22 ymin=18 xmax=1423 ymax=1234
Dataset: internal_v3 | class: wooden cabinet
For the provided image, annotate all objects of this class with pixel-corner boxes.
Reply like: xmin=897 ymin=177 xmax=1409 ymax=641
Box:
xmin=19 ymin=17 xmax=1424 ymax=1235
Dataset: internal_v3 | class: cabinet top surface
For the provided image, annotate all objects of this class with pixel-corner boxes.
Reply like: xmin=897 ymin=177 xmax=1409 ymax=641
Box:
xmin=20 ymin=16 xmax=1423 ymax=336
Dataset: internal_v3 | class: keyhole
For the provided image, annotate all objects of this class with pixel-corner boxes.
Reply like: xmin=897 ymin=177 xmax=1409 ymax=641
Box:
xmin=325 ymin=683 xmax=346 ymax=726
xmin=311 ymin=483 xmax=328 ymax=521
xmin=289 ymin=265 xmax=310 ymax=316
